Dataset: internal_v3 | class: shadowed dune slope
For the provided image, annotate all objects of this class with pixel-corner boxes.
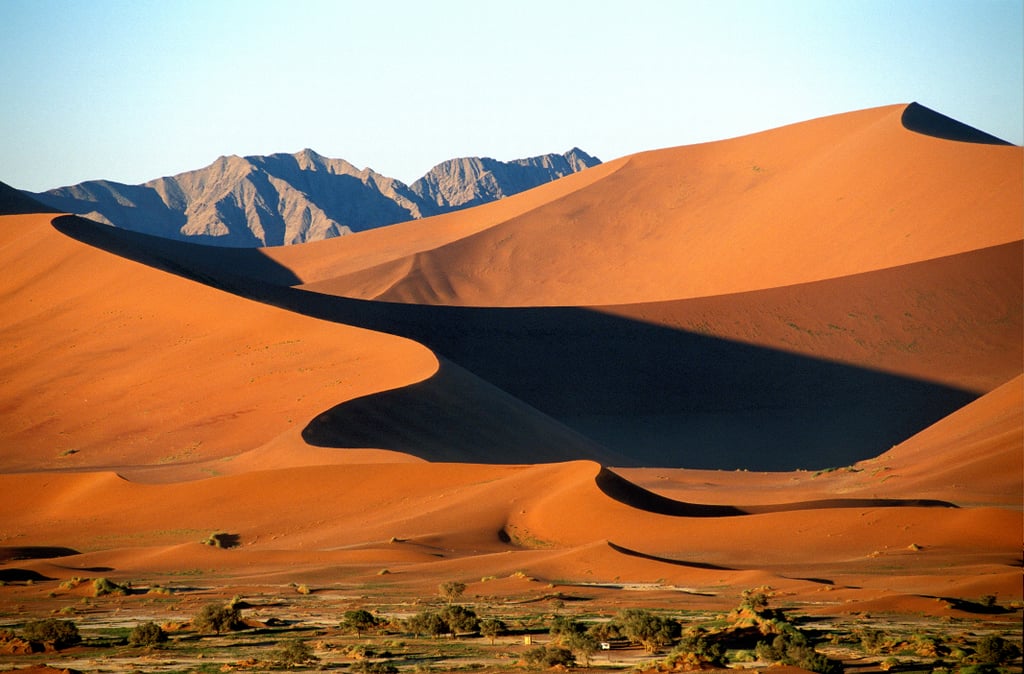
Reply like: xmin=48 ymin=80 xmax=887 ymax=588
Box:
xmin=267 ymin=103 xmax=1021 ymax=307
xmin=37 ymin=213 xmax=1013 ymax=469
xmin=0 ymin=213 xmax=646 ymax=472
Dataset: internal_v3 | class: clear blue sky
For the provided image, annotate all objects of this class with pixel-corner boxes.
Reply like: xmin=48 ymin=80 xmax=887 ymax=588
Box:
xmin=2 ymin=0 xmax=1021 ymax=192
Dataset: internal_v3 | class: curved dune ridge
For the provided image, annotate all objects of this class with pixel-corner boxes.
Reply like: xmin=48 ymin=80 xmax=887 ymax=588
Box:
xmin=0 ymin=103 xmax=1021 ymax=611
xmin=264 ymin=103 xmax=1021 ymax=307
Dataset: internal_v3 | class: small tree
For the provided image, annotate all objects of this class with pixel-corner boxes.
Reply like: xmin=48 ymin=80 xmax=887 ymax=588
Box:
xmin=342 ymin=609 xmax=379 ymax=637
xmin=665 ymin=630 xmax=727 ymax=669
xmin=479 ymin=618 xmax=507 ymax=645
xmin=193 ymin=603 xmax=243 ymax=634
xmin=441 ymin=605 xmax=478 ymax=637
xmin=756 ymin=629 xmax=842 ymax=674
xmin=439 ymin=580 xmax=466 ymax=605
xmin=21 ymin=619 xmax=81 ymax=650
xmin=549 ymin=615 xmax=585 ymax=643
xmin=617 ymin=608 xmax=680 ymax=654
xmin=974 ymin=634 xmax=1021 ymax=666
xmin=128 ymin=621 xmax=167 ymax=647
xmin=407 ymin=611 xmax=448 ymax=639
xmin=565 ymin=630 xmax=600 ymax=667
xmin=524 ymin=645 xmax=575 ymax=668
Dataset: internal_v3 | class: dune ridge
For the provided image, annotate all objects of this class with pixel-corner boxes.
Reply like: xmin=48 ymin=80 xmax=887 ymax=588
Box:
xmin=1 ymin=103 xmax=1020 ymax=613
xmin=272 ymin=103 xmax=1021 ymax=307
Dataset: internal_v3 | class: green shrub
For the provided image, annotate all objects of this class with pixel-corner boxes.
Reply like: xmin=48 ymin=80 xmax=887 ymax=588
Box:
xmin=128 ymin=621 xmax=167 ymax=646
xmin=93 ymin=577 xmax=128 ymax=596
xmin=524 ymin=644 xmax=575 ymax=668
xmin=22 ymin=618 xmax=81 ymax=649
xmin=974 ymin=634 xmax=1021 ymax=665
xmin=193 ymin=603 xmax=243 ymax=633
xmin=616 ymin=608 xmax=680 ymax=653
xmin=271 ymin=639 xmax=319 ymax=667
xmin=342 ymin=609 xmax=380 ymax=637
xmin=756 ymin=630 xmax=843 ymax=674
xmin=438 ymin=580 xmax=466 ymax=605
xmin=479 ymin=618 xmax=507 ymax=644
xmin=406 ymin=611 xmax=448 ymax=638
xmin=440 ymin=605 xmax=478 ymax=636
xmin=665 ymin=630 xmax=728 ymax=668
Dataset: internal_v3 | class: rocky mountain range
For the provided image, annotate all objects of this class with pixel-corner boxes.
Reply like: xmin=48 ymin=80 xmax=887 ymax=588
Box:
xmin=28 ymin=148 xmax=600 ymax=247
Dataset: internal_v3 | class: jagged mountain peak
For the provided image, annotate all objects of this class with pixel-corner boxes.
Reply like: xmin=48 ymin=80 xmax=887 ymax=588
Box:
xmin=28 ymin=148 xmax=601 ymax=247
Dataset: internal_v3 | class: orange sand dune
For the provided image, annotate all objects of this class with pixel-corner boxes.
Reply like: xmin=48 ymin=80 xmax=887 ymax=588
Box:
xmin=0 ymin=459 xmax=1017 ymax=607
xmin=0 ymin=213 xmax=438 ymax=472
xmin=595 ymin=241 xmax=1022 ymax=393
xmin=267 ymin=103 xmax=1021 ymax=307
xmin=1 ymin=103 xmax=1020 ymax=617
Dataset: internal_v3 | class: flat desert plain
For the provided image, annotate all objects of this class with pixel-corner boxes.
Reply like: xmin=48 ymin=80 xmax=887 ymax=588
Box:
xmin=0 ymin=103 xmax=1020 ymax=672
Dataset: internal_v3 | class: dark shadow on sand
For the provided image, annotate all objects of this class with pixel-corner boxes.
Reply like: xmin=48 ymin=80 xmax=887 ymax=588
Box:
xmin=902 ymin=102 xmax=1014 ymax=145
xmin=52 ymin=215 xmax=979 ymax=470
xmin=607 ymin=541 xmax=735 ymax=570
xmin=595 ymin=467 xmax=956 ymax=517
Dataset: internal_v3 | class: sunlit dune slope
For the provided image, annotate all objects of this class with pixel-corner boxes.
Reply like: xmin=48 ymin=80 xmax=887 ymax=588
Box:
xmin=1 ymin=459 xmax=1017 ymax=602
xmin=595 ymin=241 xmax=1022 ymax=393
xmin=0 ymin=214 xmax=436 ymax=472
xmin=852 ymin=374 xmax=1023 ymax=505
xmin=266 ymin=103 xmax=1021 ymax=307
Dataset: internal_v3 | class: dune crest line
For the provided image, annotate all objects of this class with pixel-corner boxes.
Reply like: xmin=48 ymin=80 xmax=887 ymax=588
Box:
xmin=594 ymin=467 xmax=957 ymax=517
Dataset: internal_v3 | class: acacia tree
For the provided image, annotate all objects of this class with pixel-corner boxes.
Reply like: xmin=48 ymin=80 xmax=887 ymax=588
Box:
xmin=438 ymin=581 xmax=466 ymax=605
xmin=407 ymin=611 xmax=449 ymax=639
xmin=617 ymin=608 xmax=680 ymax=653
xmin=341 ymin=609 xmax=379 ymax=637
xmin=441 ymin=605 xmax=479 ymax=637
xmin=479 ymin=618 xmax=507 ymax=645
xmin=565 ymin=630 xmax=600 ymax=667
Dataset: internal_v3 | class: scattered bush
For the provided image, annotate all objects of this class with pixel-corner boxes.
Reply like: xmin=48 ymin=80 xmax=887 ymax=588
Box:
xmin=973 ymin=634 xmax=1021 ymax=666
xmin=342 ymin=609 xmax=380 ymax=637
xmin=439 ymin=580 xmax=466 ymax=605
xmin=92 ymin=577 xmax=128 ymax=596
xmin=524 ymin=644 xmax=575 ymax=668
xmin=479 ymin=618 xmax=507 ymax=645
xmin=440 ymin=605 xmax=478 ymax=636
xmin=192 ymin=602 xmax=243 ymax=633
xmin=664 ymin=629 xmax=728 ymax=669
xmin=21 ymin=618 xmax=81 ymax=649
xmin=128 ymin=621 xmax=167 ymax=647
xmin=756 ymin=629 xmax=843 ymax=674
xmin=616 ymin=608 xmax=680 ymax=653
xmin=351 ymin=661 xmax=397 ymax=674
xmin=406 ymin=611 xmax=449 ymax=639
xmin=271 ymin=639 xmax=319 ymax=667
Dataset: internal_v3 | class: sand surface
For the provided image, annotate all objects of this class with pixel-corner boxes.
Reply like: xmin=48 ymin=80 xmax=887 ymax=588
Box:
xmin=1 ymin=104 xmax=1020 ymax=616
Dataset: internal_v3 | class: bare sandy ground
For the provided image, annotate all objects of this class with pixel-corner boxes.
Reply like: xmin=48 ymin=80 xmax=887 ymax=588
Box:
xmin=0 ymin=104 xmax=1020 ymax=618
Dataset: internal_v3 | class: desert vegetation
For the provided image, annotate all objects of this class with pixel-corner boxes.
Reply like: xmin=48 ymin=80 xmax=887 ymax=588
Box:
xmin=0 ymin=581 xmax=1018 ymax=673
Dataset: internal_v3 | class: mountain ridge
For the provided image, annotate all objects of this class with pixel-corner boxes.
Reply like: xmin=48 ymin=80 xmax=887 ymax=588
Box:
xmin=28 ymin=148 xmax=600 ymax=247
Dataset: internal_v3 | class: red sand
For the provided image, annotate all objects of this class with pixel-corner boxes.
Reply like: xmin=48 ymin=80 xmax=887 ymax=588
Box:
xmin=1 ymin=104 xmax=1020 ymax=614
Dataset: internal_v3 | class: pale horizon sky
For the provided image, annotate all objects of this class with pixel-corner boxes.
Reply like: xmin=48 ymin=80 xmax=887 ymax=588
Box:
xmin=2 ymin=0 xmax=1022 ymax=192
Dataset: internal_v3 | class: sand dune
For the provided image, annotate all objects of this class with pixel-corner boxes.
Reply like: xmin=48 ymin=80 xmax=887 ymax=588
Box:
xmin=268 ymin=103 xmax=1021 ymax=307
xmin=0 ymin=212 xmax=439 ymax=471
xmin=1 ymin=104 xmax=1020 ymax=615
